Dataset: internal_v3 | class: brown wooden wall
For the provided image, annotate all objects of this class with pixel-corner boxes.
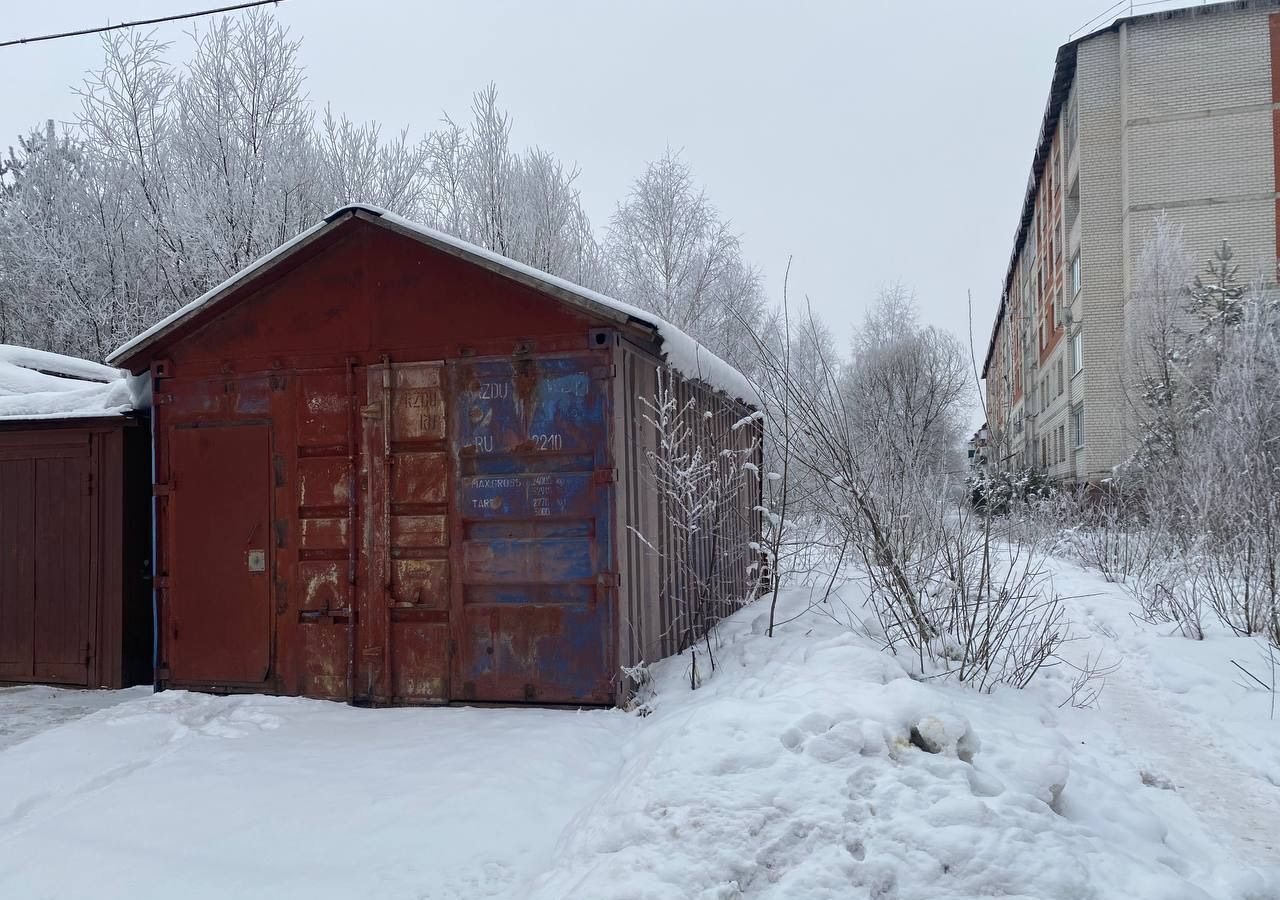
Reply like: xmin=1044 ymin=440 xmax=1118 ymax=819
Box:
xmin=0 ymin=419 xmax=151 ymax=689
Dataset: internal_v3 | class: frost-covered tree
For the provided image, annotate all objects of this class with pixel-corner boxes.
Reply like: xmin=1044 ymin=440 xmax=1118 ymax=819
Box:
xmin=420 ymin=85 xmax=611 ymax=292
xmin=0 ymin=12 xmax=430 ymax=358
xmin=317 ymin=106 xmax=429 ymax=214
xmin=1120 ymin=218 xmax=1280 ymax=644
xmin=844 ymin=284 xmax=969 ymax=477
xmin=1125 ymin=212 xmax=1194 ymax=473
xmin=3 ymin=9 xmax=768 ymax=367
xmin=608 ymin=150 xmax=764 ymax=373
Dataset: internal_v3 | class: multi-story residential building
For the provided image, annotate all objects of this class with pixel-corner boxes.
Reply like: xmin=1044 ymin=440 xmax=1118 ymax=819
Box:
xmin=981 ymin=0 xmax=1280 ymax=482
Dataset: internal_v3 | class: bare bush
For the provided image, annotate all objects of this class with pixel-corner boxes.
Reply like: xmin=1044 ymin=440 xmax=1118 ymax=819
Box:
xmin=737 ymin=286 xmax=1070 ymax=693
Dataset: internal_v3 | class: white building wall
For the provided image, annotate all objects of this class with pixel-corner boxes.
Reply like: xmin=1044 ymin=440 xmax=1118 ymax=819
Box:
xmin=1076 ymin=29 xmax=1128 ymax=479
xmin=1124 ymin=5 xmax=1276 ymax=289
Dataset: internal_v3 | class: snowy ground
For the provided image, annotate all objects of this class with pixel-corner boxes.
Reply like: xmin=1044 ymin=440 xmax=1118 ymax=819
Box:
xmin=1 ymin=556 xmax=1277 ymax=899
xmin=0 ymin=684 xmax=150 ymax=750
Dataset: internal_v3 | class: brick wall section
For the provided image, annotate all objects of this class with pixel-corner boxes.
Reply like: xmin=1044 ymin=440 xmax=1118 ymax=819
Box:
xmin=1077 ymin=30 xmax=1128 ymax=478
xmin=1124 ymin=6 xmax=1276 ymax=288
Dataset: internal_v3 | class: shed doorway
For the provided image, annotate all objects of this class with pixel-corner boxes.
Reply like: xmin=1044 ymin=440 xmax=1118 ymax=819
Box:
xmin=167 ymin=423 xmax=273 ymax=686
xmin=0 ymin=446 xmax=93 ymax=686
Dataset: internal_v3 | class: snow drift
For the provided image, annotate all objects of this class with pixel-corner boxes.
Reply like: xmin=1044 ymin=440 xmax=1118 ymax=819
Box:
xmin=0 ymin=344 xmax=146 ymax=420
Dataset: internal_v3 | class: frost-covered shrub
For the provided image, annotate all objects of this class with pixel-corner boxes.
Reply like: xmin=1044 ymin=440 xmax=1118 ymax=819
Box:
xmin=967 ymin=467 xmax=1054 ymax=516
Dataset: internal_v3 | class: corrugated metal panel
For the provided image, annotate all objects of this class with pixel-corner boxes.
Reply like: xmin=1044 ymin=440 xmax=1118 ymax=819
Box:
xmin=613 ymin=342 xmax=762 ymax=682
xmin=360 ymin=360 xmax=450 ymax=704
xmin=451 ymin=352 xmax=615 ymax=704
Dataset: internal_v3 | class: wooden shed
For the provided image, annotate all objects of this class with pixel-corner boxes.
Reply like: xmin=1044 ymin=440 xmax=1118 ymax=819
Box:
xmin=109 ymin=205 xmax=760 ymax=706
xmin=0 ymin=348 xmax=152 ymax=689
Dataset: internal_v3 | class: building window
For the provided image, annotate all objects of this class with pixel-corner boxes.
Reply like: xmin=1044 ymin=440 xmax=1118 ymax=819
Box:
xmin=1055 ymin=287 xmax=1064 ymax=326
xmin=1057 ymin=424 xmax=1067 ymax=463
xmin=1072 ymin=332 xmax=1083 ymax=374
xmin=1041 ymin=436 xmax=1048 ymax=469
xmin=1073 ymin=404 xmax=1084 ymax=448
xmin=1071 ymin=252 xmax=1081 ymax=296
xmin=1056 ymin=358 xmax=1064 ymax=396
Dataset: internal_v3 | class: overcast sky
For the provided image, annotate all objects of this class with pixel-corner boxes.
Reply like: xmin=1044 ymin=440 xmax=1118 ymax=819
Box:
xmin=0 ymin=1 xmax=1155 ymax=371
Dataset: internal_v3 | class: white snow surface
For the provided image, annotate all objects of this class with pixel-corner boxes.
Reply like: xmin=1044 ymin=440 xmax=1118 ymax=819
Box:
xmin=2 ymin=557 xmax=1277 ymax=899
xmin=0 ymin=344 xmax=146 ymax=420
xmin=107 ymin=204 xmax=759 ymax=406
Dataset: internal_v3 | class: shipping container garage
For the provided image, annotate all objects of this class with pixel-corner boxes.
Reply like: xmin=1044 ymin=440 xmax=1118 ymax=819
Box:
xmin=109 ymin=204 xmax=760 ymax=706
xmin=0 ymin=347 xmax=152 ymax=689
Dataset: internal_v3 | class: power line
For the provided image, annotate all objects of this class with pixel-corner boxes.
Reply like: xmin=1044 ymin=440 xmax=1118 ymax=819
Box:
xmin=0 ymin=1 xmax=287 ymax=49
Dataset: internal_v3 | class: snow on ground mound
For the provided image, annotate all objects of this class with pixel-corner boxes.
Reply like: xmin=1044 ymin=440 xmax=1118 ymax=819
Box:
xmin=0 ymin=344 xmax=145 ymax=419
xmin=528 ymin=583 xmax=1278 ymax=900
xmin=0 ymin=571 xmax=1276 ymax=899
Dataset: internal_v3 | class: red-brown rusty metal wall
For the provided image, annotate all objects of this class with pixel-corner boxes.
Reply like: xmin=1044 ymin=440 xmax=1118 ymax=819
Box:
xmin=0 ymin=419 xmax=151 ymax=689
xmin=145 ymin=219 xmax=628 ymax=704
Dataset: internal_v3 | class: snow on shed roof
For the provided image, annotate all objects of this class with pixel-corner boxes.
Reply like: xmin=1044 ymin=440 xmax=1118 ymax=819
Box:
xmin=0 ymin=345 xmax=145 ymax=422
xmin=108 ymin=204 xmax=759 ymax=406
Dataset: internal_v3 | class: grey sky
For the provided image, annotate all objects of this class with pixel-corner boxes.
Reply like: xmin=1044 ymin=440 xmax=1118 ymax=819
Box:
xmin=1 ymin=0 xmax=1133 ymax=373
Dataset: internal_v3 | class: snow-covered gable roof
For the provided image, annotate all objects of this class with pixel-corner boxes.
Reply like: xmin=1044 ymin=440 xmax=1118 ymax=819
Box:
xmin=108 ymin=204 xmax=759 ymax=406
xmin=0 ymin=345 xmax=146 ymax=422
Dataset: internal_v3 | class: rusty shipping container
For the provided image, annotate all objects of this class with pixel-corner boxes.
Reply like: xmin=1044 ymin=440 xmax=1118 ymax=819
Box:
xmin=110 ymin=205 xmax=760 ymax=706
xmin=0 ymin=417 xmax=152 ymax=689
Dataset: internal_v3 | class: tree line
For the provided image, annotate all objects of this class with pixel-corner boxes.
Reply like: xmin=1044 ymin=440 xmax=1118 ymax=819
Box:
xmin=0 ymin=9 xmax=766 ymax=372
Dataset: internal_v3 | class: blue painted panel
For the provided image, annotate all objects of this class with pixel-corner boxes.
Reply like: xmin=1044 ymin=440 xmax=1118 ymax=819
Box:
xmin=451 ymin=352 xmax=615 ymax=704
xmin=462 ymin=538 xmax=594 ymax=583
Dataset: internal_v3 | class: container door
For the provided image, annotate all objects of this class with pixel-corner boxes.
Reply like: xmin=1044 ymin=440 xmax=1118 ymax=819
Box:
xmin=359 ymin=361 xmax=450 ymax=704
xmin=168 ymin=424 xmax=272 ymax=684
xmin=293 ymin=370 xmax=360 ymax=700
xmin=0 ymin=441 xmax=93 ymax=686
xmin=451 ymin=354 xmax=615 ymax=705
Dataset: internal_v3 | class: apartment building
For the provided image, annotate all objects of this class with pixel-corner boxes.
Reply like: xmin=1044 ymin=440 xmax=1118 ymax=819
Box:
xmin=981 ymin=0 xmax=1280 ymax=482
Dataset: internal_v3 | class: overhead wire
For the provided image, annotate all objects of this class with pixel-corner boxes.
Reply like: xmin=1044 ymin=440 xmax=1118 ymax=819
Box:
xmin=0 ymin=1 xmax=287 ymax=49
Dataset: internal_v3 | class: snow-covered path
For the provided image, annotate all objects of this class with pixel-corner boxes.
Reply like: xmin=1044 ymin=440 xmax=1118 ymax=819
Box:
xmin=1099 ymin=668 xmax=1280 ymax=864
xmin=1051 ymin=561 xmax=1280 ymax=872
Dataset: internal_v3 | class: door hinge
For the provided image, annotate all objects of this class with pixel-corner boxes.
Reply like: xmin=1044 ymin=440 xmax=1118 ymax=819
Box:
xmin=153 ymin=482 xmax=175 ymax=496
xmin=154 ymin=393 xmax=175 ymax=405
xmin=597 ymin=571 xmax=621 ymax=587
xmin=154 ymin=575 xmax=171 ymax=590
xmin=155 ymin=666 xmax=171 ymax=680
xmin=593 ymin=467 xmax=618 ymax=484
xmin=591 ymin=364 xmax=617 ymax=380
